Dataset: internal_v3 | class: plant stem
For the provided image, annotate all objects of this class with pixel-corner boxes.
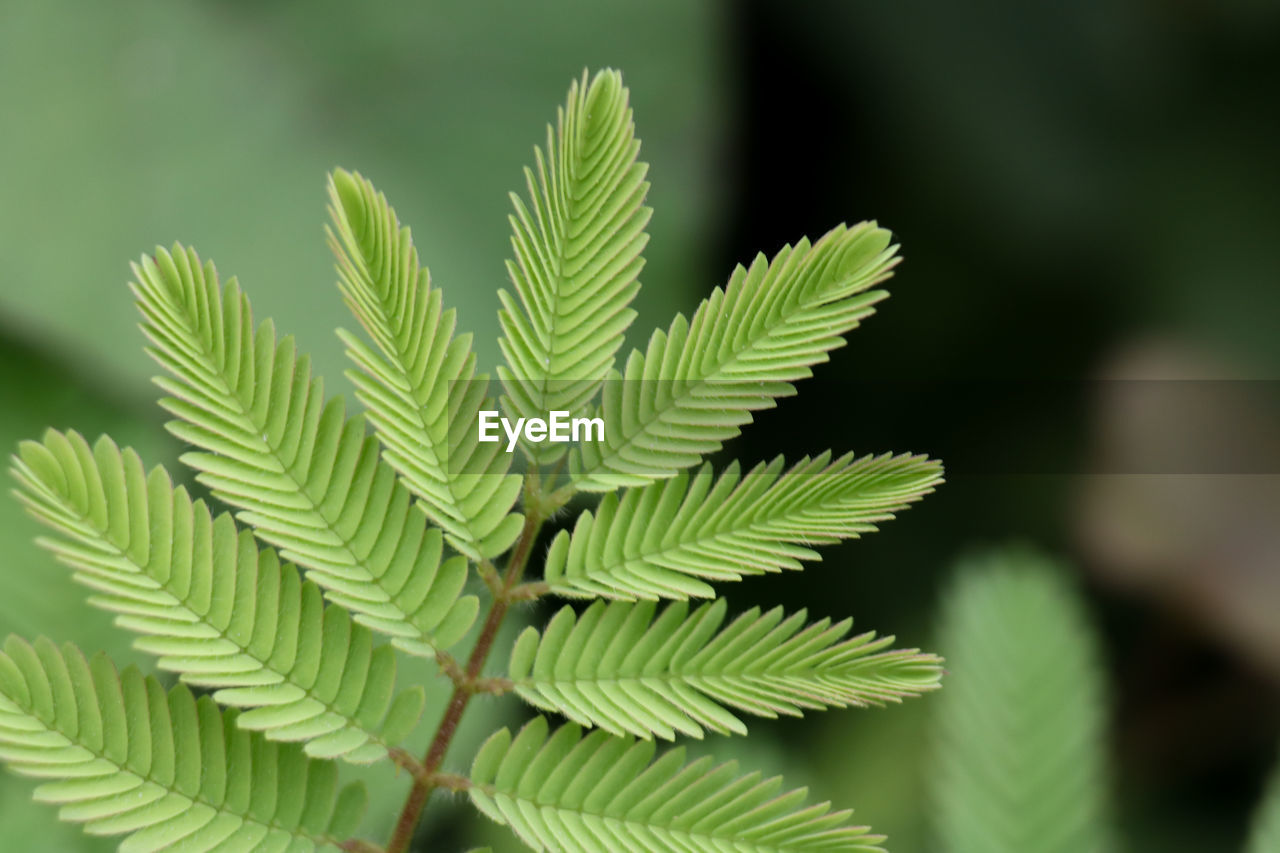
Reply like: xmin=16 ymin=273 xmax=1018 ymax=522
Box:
xmin=384 ymin=496 xmax=544 ymax=853
xmin=339 ymin=841 xmax=386 ymax=853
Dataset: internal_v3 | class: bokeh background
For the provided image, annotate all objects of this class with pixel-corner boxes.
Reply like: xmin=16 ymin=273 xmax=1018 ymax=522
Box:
xmin=2 ymin=1 xmax=1278 ymax=850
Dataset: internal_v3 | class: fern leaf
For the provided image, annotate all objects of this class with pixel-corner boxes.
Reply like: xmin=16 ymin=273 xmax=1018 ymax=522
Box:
xmin=469 ymin=716 xmax=884 ymax=852
xmin=1248 ymin=756 xmax=1280 ymax=853
xmin=10 ymin=429 xmax=425 ymax=763
xmin=0 ymin=637 xmax=367 ymax=851
xmin=930 ymin=549 xmax=1114 ymax=853
xmin=508 ymin=598 xmax=942 ymax=740
xmin=131 ymin=245 xmax=478 ymax=658
xmin=571 ymin=223 xmax=898 ymax=491
xmin=545 ymin=452 xmax=941 ymax=599
xmin=327 ymin=168 xmax=524 ymax=560
xmin=496 ymin=68 xmax=650 ymax=461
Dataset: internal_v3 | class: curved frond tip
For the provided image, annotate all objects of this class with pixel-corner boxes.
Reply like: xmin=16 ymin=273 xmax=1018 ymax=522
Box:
xmin=328 ymin=168 xmax=524 ymax=560
xmin=497 ymin=68 xmax=651 ymax=461
xmin=11 ymin=429 xmax=426 ymax=763
xmin=131 ymin=244 xmax=478 ymax=658
xmin=470 ymin=716 xmax=885 ymax=852
xmin=509 ymin=598 xmax=942 ymax=740
xmin=0 ymin=637 xmax=367 ymax=852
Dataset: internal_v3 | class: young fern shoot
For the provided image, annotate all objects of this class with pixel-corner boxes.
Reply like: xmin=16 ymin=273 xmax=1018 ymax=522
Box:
xmin=2 ymin=68 xmax=943 ymax=853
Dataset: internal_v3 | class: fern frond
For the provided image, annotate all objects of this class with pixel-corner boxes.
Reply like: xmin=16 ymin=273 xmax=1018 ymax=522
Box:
xmin=508 ymin=598 xmax=942 ymax=741
xmin=10 ymin=429 xmax=425 ymax=763
xmin=131 ymin=245 xmax=478 ymax=658
xmin=327 ymin=168 xmax=525 ymax=560
xmin=1247 ymin=756 xmax=1280 ymax=853
xmin=930 ymin=549 xmax=1114 ymax=853
xmin=469 ymin=716 xmax=884 ymax=852
xmin=571 ymin=223 xmax=898 ymax=491
xmin=0 ymin=637 xmax=367 ymax=851
xmin=545 ymin=452 xmax=941 ymax=599
xmin=496 ymin=68 xmax=650 ymax=460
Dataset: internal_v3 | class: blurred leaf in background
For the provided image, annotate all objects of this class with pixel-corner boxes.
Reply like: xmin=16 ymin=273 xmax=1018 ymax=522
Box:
xmin=1248 ymin=755 xmax=1280 ymax=853
xmin=928 ymin=548 xmax=1116 ymax=853
xmin=722 ymin=4 xmax=1280 ymax=844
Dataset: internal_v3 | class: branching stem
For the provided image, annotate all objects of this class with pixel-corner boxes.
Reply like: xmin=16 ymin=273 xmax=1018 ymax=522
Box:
xmin=471 ymin=676 xmax=515 ymax=695
xmin=384 ymin=474 xmax=547 ymax=853
xmin=434 ymin=652 xmax=465 ymax=688
xmin=509 ymin=580 xmax=551 ymax=601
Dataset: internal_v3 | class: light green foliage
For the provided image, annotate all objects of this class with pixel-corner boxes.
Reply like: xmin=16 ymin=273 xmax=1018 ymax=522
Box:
xmin=510 ymin=598 xmax=941 ymax=740
xmin=930 ymin=549 xmax=1114 ymax=853
xmin=328 ymin=170 xmax=525 ymax=561
xmin=571 ymin=224 xmax=898 ymax=491
xmin=1248 ymin=758 xmax=1280 ymax=853
xmin=11 ymin=429 xmax=423 ymax=764
xmin=469 ymin=716 xmax=886 ymax=852
xmin=132 ymin=246 xmax=478 ymax=658
xmin=497 ymin=69 xmax=651 ymax=462
xmin=545 ymin=452 xmax=942 ymax=599
xmin=0 ymin=637 xmax=366 ymax=851
xmin=2 ymin=69 xmax=938 ymax=851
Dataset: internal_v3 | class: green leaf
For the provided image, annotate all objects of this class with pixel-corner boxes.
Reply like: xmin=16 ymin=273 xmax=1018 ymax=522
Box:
xmin=327 ymin=168 xmax=524 ymax=560
xmin=497 ymin=68 xmax=651 ymax=462
xmin=469 ymin=717 xmax=884 ymax=852
xmin=0 ymin=636 xmax=365 ymax=851
xmin=509 ymin=598 xmax=942 ymax=740
xmin=930 ymin=548 xmax=1115 ymax=853
xmin=571 ymin=222 xmax=898 ymax=490
xmin=1248 ymin=756 xmax=1280 ymax=853
xmin=545 ymin=452 xmax=941 ymax=599
xmin=131 ymin=245 xmax=477 ymax=658
xmin=11 ymin=429 xmax=425 ymax=763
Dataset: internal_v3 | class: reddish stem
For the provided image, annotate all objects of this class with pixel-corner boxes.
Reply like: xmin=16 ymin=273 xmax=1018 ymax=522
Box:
xmin=384 ymin=509 xmax=542 ymax=853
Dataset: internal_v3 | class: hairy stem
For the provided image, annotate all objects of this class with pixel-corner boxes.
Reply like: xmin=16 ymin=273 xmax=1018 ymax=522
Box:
xmin=428 ymin=772 xmax=472 ymax=792
xmin=384 ymin=487 xmax=545 ymax=853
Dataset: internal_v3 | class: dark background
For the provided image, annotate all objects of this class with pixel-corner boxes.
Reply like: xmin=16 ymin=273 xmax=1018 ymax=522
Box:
xmin=1 ymin=1 xmax=1277 ymax=850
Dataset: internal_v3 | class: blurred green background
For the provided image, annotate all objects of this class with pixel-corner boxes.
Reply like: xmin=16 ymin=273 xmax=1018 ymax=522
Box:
xmin=2 ymin=1 xmax=1278 ymax=850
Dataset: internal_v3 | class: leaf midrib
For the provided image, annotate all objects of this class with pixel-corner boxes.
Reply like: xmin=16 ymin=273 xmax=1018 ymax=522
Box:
xmin=155 ymin=289 xmax=433 ymax=649
xmin=484 ymin=789 xmax=869 ymax=853
xmin=340 ymin=239 xmax=483 ymax=547
xmin=12 ymin=709 xmax=336 ymax=848
xmin=516 ymin=667 xmax=881 ymax=688
xmin=523 ymin=90 xmax=613 ymax=414
xmin=45 ymin=496 xmax=386 ymax=752
xmin=579 ymin=281 xmax=861 ymax=483
xmin=561 ymin=478 xmax=884 ymax=587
